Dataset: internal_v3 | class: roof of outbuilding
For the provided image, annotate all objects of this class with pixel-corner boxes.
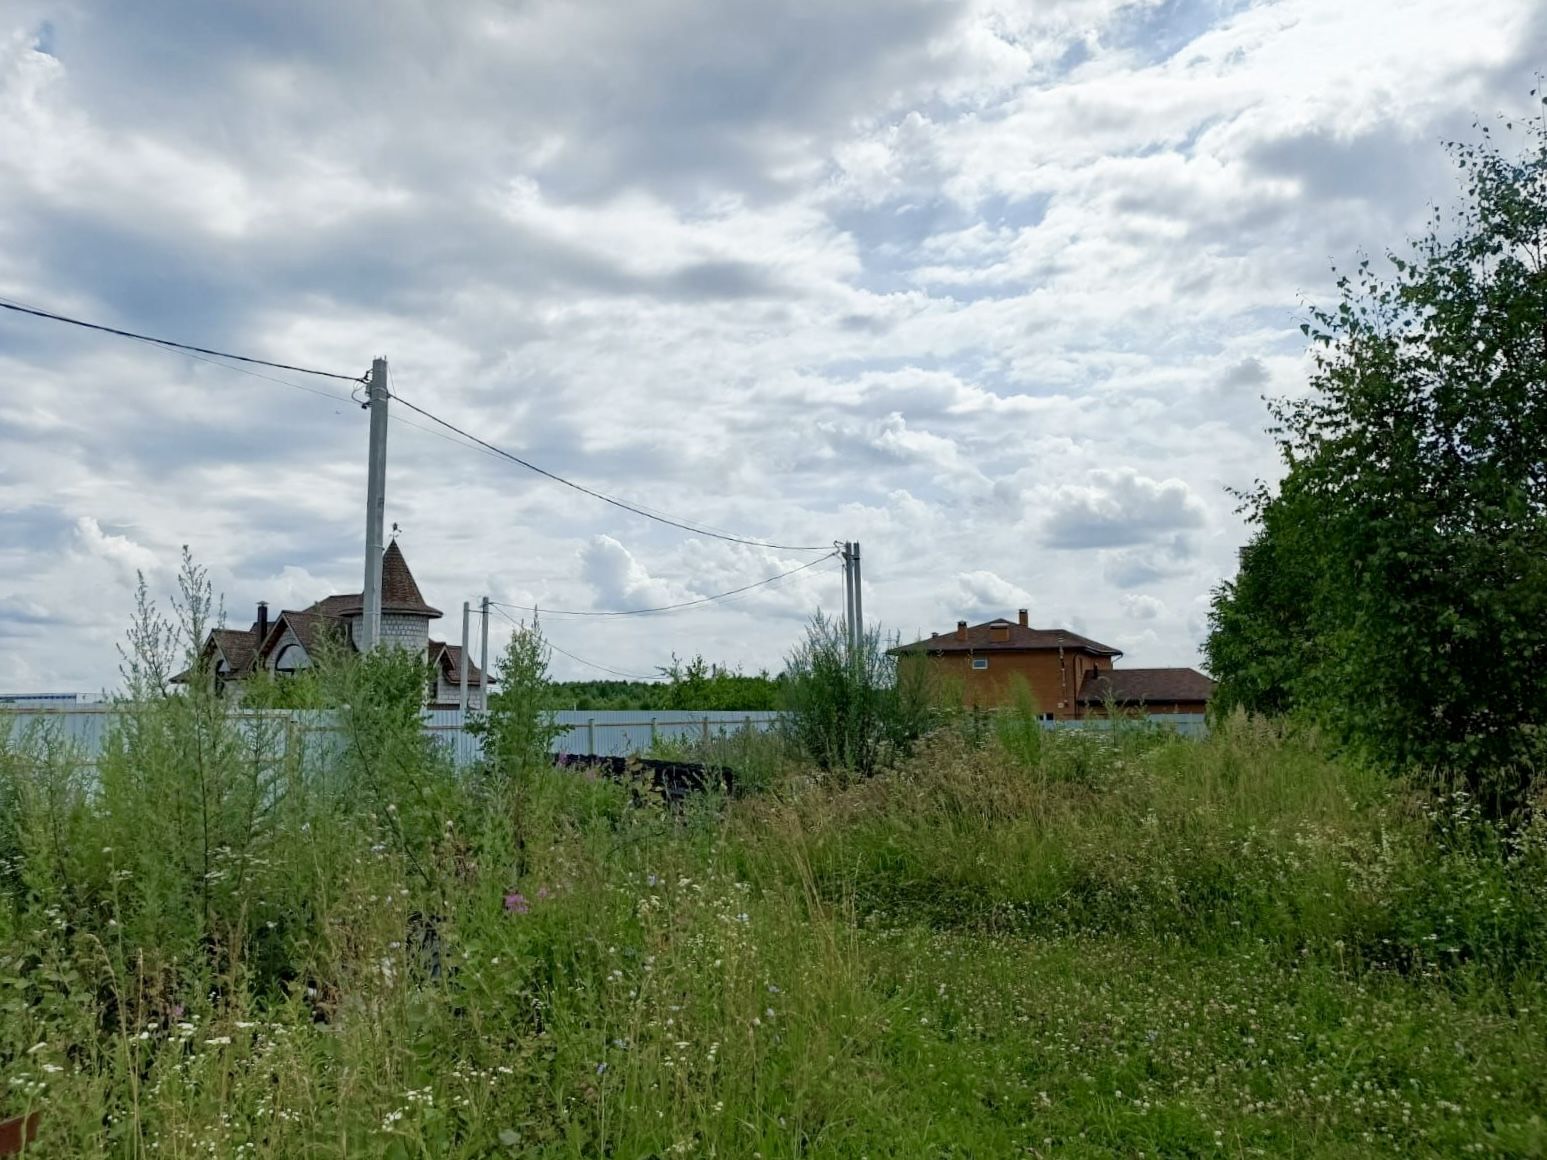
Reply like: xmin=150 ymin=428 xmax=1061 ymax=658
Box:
xmin=891 ymin=618 xmax=1123 ymax=657
xmin=430 ymin=641 xmax=490 ymax=687
xmin=1077 ymin=667 xmax=1215 ymax=705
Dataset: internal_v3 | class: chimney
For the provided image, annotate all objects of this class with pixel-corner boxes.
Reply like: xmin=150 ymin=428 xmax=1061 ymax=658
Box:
xmin=955 ymin=620 xmax=967 ymax=641
xmin=256 ymin=601 xmax=269 ymax=642
xmin=1018 ymin=608 xmax=1029 ymax=628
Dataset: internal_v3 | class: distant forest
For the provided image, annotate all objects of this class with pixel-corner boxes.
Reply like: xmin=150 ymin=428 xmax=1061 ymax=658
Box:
xmin=551 ymin=654 xmax=783 ymax=711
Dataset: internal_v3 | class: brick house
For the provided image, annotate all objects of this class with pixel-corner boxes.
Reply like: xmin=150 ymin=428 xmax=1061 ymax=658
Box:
xmin=890 ymin=609 xmax=1212 ymax=717
xmin=187 ymin=541 xmax=488 ymax=708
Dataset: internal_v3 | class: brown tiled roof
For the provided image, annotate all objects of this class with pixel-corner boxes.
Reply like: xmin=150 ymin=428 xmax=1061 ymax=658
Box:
xmin=305 ymin=594 xmax=359 ymax=618
xmin=211 ymin=625 xmax=260 ymax=676
xmin=431 ymin=640 xmax=489 ymax=687
xmin=304 ymin=542 xmax=443 ymax=619
xmin=1077 ymin=667 xmax=1215 ymax=706
xmin=892 ymin=618 xmax=1122 ymax=657
xmin=257 ymin=610 xmax=351 ymax=667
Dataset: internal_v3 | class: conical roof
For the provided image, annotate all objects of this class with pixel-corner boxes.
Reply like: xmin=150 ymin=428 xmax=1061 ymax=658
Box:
xmin=309 ymin=541 xmax=443 ymax=619
xmin=379 ymin=540 xmax=443 ymax=617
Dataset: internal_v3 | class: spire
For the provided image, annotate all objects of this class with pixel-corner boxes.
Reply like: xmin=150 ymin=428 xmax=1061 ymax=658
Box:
xmin=379 ymin=540 xmax=443 ymax=618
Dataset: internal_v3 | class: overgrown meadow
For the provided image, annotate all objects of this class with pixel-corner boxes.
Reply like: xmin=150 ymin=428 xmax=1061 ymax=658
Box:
xmin=2 ymin=594 xmax=1546 ymax=1155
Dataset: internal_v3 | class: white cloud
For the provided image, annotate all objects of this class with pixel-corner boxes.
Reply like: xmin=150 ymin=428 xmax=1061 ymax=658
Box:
xmin=952 ymin=570 xmax=1033 ymax=620
xmin=578 ymin=536 xmax=687 ymax=611
xmin=72 ymin=517 xmax=159 ymax=584
xmin=1042 ymin=469 xmax=1207 ymax=549
xmin=0 ymin=0 xmax=1537 ymax=688
xmin=1120 ymin=593 xmax=1164 ymax=621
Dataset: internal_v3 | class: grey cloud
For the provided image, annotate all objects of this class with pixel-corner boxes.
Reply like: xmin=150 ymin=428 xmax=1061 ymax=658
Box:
xmin=1042 ymin=468 xmax=1206 ymax=549
xmin=0 ymin=595 xmax=62 ymax=629
xmin=1245 ymin=123 xmax=1447 ymax=207
xmin=952 ymin=569 xmax=1034 ymax=620
xmin=1 ymin=0 xmax=1533 ymax=689
xmin=1101 ymin=534 xmax=1199 ymax=588
xmin=579 ymin=535 xmax=682 ymax=610
xmin=664 ymin=260 xmax=790 ymax=301
xmin=0 ymin=504 xmax=75 ymax=553
xmin=1220 ymin=356 xmax=1268 ymax=391
xmin=45 ymin=0 xmax=972 ymax=203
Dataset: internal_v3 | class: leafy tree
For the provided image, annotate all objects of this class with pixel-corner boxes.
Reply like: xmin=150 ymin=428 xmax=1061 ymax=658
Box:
xmin=473 ymin=620 xmax=565 ymax=778
xmin=1208 ymin=107 xmax=1547 ymax=809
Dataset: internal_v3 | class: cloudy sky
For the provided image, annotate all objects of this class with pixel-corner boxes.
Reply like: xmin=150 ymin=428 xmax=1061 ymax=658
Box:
xmin=0 ymin=0 xmax=1539 ymax=691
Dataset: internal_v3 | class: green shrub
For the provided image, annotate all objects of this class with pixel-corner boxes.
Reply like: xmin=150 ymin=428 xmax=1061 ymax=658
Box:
xmin=780 ymin=612 xmax=935 ymax=776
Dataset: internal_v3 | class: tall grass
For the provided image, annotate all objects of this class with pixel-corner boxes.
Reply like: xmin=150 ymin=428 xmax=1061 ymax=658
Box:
xmin=2 ymin=600 xmax=1546 ymax=1154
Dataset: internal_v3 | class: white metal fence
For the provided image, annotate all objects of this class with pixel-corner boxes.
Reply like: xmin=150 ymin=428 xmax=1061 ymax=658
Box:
xmin=0 ymin=705 xmax=784 ymax=768
xmin=0 ymin=705 xmax=1204 ymax=769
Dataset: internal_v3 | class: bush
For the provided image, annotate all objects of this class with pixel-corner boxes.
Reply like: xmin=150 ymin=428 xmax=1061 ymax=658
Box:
xmin=780 ymin=613 xmax=935 ymax=776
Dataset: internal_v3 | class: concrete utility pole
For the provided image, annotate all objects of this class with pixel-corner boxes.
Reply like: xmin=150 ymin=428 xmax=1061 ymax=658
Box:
xmin=459 ymin=600 xmax=471 ymax=717
xmin=851 ymin=540 xmax=863 ymax=658
xmin=361 ymin=357 xmax=389 ymax=651
xmin=841 ymin=541 xmax=855 ymax=657
xmin=478 ymin=596 xmax=490 ymax=711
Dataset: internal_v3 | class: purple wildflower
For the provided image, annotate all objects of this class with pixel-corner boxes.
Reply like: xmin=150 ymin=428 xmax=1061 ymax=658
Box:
xmin=503 ymin=891 xmax=530 ymax=915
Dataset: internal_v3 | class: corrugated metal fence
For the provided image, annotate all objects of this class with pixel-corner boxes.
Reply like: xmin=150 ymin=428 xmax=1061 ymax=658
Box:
xmin=0 ymin=705 xmax=784 ymax=768
xmin=1 ymin=705 xmax=1204 ymax=769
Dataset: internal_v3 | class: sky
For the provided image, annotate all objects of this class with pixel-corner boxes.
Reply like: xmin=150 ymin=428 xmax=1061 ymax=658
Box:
xmin=0 ymin=0 xmax=1541 ymax=691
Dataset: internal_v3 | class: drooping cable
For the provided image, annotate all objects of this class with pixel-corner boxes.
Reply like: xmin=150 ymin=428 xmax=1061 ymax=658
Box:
xmin=489 ymin=552 xmax=837 ymax=618
xmin=0 ymin=296 xmax=367 ymax=382
xmin=490 ymin=604 xmax=661 ymax=680
xmin=386 ymin=386 xmax=830 ymax=552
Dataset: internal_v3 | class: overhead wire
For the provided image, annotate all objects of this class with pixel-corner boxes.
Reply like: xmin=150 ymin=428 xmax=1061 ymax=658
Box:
xmin=2 ymin=294 xmax=843 ymax=574
xmin=490 ymin=604 xmax=661 ymax=681
xmin=489 ymin=552 xmax=837 ymax=618
xmin=386 ymin=383 xmax=831 ymax=552
xmin=0 ymin=296 xmax=367 ymax=382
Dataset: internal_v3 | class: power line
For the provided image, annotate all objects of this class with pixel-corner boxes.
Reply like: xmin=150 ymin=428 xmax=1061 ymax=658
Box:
xmin=0 ymin=296 xmax=367 ymax=383
xmin=490 ymin=605 xmax=661 ymax=680
xmin=490 ymin=552 xmax=837 ymax=618
xmin=386 ymin=386 xmax=831 ymax=552
xmin=176 ymin=348 xmax=359 ymax=406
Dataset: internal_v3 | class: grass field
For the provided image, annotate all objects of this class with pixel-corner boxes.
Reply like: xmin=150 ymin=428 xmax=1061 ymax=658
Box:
xmin=2 ymin=699 xmax=1545 ymax=1157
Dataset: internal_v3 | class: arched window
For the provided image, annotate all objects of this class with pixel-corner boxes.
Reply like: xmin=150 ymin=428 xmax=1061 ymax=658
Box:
xmin=274 ymin=642 xmax=310 ymax=674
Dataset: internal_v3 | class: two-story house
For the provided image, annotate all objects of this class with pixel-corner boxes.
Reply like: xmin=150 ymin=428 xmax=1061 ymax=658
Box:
xmin=890 ymin=609 xmax=1212 ymax=717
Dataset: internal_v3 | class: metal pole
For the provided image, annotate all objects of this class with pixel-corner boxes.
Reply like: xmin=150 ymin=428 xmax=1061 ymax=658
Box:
xmin=459 ymin=600 xmax=471 ymax=717
xmin=847 ymin=541 xmax=860 ymax=658
xmin=362 ymin=357 xmax=389 ymax=651
xmin=478 ymin=596 xmax=490 ymax=711
xmin=851 ymin=540 xmax=863 ymax=659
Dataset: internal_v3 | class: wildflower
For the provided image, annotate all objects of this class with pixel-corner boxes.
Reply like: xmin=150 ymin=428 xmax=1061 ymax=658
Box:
xmin=204 ymin=1036 xmax=232 ymax=1047
xmin=504 ymin=892 xmax=530 ymax=914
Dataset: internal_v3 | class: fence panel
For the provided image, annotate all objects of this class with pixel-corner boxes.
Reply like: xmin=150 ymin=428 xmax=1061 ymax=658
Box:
xmin=1 ymin=705 xmax=1203 ymax=770
xmin=0 ymin=705 xmax=785 ymax=768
